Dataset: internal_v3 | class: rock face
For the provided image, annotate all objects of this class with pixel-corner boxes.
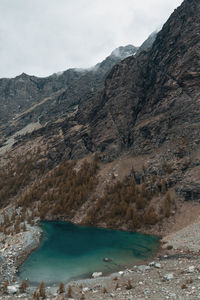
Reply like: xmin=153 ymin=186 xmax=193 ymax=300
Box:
xmin=136 ymin=30 xmax=158 ymax=55
xmin=77 ymin=0 xmax=200 ymax=158
xmin=70 ymin=0 xmax=199 ymax=200
xmin=0 ymin=45 xmax=137 ymax=141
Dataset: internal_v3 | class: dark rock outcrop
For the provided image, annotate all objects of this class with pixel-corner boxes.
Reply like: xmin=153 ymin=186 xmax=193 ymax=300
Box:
xmin=76 ymin=0 xmax=200 ymax=159
xmin=136 ymin=31 xmax=158 ymax=55
xmin=0 ymin=45 xmax=137 ymax=141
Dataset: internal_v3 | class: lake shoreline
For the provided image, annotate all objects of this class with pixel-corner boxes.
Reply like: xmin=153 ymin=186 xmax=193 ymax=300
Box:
xmin=18 ymin=220 xmax=160 ymax=285
xmin=0 ymin=219 xmax=161 ymax=285
xmin=0 ymin=224 xmax=42 ymax=283
xmin=1 ymin=219 xmax=200 ymax=299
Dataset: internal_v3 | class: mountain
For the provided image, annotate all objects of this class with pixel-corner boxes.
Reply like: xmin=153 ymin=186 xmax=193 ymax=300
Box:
xmin=79 ymin=0 xmax=200 ymax=154
xmin=136 ymin=30 xmax=158 ymax=55
xmin=0 ymin=45 xmax=137 ymax=145
xmin=0 ymin=0 xmax=199 ymax=232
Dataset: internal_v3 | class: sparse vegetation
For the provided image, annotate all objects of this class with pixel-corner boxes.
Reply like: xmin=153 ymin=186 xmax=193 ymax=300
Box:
xmin=0 ymin=146 xmax=175 ymax=232
xmin=125 ymin=280 xmax=133 ymax=290
xmin=2 ymin=280 xmax=9 ymax=294
xmin=0 ymin=149 xmax=46 ymax=208
xmin=17 ymin=158 xmax=98 ymax=220
xmin=115 ymin=282 xmax=119 ymax=289
xmin=103 ymin=287 xmax=108 ymax=293
xmin=32 ymin=291 xmax=40 ymax=300
xmin=67 ymin=285 xmax=73 ymax=298
xmin=83 ymin=173 xmax=173 ymax=229
xmin=19 ymin=280 xmax=29 ymax=293
xmin=39 ymin=281 xmax=46 ymax=299
xmin=58 ymin=282 xmax=65 ymax=294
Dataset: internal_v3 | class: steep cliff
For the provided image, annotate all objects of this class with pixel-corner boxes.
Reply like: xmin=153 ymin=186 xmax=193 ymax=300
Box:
xmin=76 ymin=0 xmax=200 ymax=158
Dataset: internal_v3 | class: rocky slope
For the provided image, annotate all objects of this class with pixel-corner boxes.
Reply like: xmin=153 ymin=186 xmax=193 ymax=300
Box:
xmin=136 ymin=30 xmax=158 ymax=55
xmin=0 ymin=0 xmax=199 ymax=219
xmin=10 ymin=0 xmax=198 ymax=168
xmin=0 ymin=45 xmax=137 ymax=143
xmin=76 ymin=0 xmax=200 ymax=156
xmin=71 ymin=0 xmax=200 ymax=200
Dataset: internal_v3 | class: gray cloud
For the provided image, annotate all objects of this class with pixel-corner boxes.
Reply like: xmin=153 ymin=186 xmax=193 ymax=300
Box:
xmin=0 ymin=0 xmax=183 ymax=78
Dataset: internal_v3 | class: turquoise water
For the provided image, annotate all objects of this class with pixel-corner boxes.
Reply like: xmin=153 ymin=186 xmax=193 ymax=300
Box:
xmin=19 ymin=221 xmax=159 ymax=284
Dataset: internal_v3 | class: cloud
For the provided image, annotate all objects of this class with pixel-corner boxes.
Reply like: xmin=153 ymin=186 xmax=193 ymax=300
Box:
xmin=0 ymin=0 xmax=183 ymax=78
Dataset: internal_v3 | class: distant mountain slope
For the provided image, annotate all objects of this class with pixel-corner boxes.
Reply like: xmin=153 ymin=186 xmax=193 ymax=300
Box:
xmin=0 ymin=45 xmax=137 ymax=143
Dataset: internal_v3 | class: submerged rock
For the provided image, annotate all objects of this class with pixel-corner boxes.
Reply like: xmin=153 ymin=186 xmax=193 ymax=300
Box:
xmin=103 ymin=257 xmax=112 ymax=262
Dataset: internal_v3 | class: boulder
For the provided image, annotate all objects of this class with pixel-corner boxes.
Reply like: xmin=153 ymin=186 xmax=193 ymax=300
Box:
xmin=149 ymin=261 xmax=161 ymax=268
xmin=154 ymin=263 xmax=161 ymax=269
xmin=92 ymin=272 xmax=102 ymax=278
xmin=8 ymin=285 xmax=19 ymax=294
xmin=188 ymin=266 xmax=195 ymax=273
xmin=103 ymin=257 xmax=112 ymax=262
xmin=138 ymin=265 xmax=150 ymax=272
xmin=164 ymin=273 xmax=174 ymax=280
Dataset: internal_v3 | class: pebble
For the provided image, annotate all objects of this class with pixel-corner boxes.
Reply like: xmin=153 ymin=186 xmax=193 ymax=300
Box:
xmin=143 ymin=288 xmax=150 ymax=295
xmin=92 ymin=272 xmax=103 ymax=278
xmin=138 ymin=265 xmax=150 ymax=272
xmin=188 ymin=266 xmax=195 ymax=273
xmin=149 ymin=261 xmax=161 ymax=268
xmin=164 ymin=273 xmax=174 ymax=280
xmin=170 ymin=293 xmax=177 ymax=299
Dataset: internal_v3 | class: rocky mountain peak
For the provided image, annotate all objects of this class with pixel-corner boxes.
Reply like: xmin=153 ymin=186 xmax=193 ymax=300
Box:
xmin=111 ymin=44 xmax=138 ymax=59
xmin=136 ymin=31 xmax=158 ymax=55
xmin=17 ymin=72 xmax=30 ymax=78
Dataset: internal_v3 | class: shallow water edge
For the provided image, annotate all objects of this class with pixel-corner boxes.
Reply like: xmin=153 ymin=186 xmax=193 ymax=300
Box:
xmin=18 ymin=221 xmax=160 ymax=285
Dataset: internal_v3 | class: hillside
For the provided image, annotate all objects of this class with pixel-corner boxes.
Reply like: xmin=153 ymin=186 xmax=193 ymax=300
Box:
xmin=0 ymin=0 xmax=199 ymax=236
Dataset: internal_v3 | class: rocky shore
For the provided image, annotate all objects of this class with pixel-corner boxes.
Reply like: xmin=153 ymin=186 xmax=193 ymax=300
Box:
xmin=0 ymin=218 xmax=199 ymax=299
xmin=0 ymin=224 xmax=42 ymax=283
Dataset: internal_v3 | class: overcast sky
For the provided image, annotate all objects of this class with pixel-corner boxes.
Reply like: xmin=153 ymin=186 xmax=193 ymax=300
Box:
xmin=0 ymin=0 xmax=183 ymax=78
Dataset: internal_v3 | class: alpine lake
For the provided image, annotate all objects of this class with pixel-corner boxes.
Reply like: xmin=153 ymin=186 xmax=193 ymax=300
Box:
xmin=19 ymin=221 xmax=160 ymax=285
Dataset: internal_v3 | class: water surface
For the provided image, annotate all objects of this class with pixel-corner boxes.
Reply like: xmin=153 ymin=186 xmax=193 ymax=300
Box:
xmin=19 ymin=221 xmax=159 ymax=284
